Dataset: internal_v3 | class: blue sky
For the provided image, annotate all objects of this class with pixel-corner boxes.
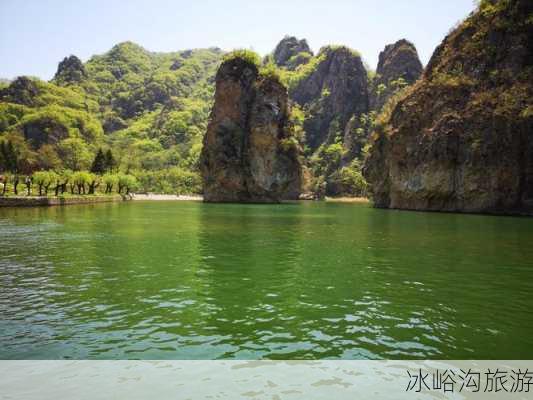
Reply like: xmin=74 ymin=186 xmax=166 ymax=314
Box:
xmin=0 ymin=0 xmax=475 ymax=80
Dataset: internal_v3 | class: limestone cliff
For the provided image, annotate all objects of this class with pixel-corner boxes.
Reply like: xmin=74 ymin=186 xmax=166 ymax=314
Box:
xmin=291 ymin=46 xmax=369 ymax=151
xmin=370 ymin=39 xmax=423 ymax=111
xmin=273 ymin=36 xmax=313 ymax=70
xmin=53 ymin=55 xmax=87 ymax=85
xmin=200 ymin=56 xmax=302 ymax=202
xmin=363 ymin=0 xmax=533 ymax=214
xmin=0 ymin=77 xmax=40 ymax=106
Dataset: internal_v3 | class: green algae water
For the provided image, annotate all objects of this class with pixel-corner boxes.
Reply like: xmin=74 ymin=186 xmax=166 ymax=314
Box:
xmin=1 ymin=201 xmax=532 ymax=359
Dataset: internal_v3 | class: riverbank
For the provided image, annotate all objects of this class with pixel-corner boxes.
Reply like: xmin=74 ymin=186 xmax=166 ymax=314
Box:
xmin=0 ymin=194 xmax=124 ymax=207
xmin=131 ymin=194 xmax=370 ymax=203
xmin=0 ymin=193 xmax=370 ymax=207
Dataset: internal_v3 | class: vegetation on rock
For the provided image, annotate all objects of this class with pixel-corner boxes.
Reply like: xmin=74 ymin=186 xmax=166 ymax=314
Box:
xmin=364 ymin=0 xmax=533 ymax=214
xmin=1 ymin=34 xmax=426 ymax=200
xmin=369 ymin=39 xmax=423 ymax=111
xmin=0 ymin=43 xmax=223 ymax=195
xmin=272 ymin=35 xmax=313 ymax=70
xmin=200 ymin=55 xmax=302 ymax=202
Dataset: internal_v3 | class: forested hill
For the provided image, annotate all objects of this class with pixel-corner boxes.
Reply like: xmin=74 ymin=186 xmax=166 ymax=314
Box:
xmin=0 ymin=38 xmax=422 ymax=195
xmin=0 ymin=42 xmax=223 ymax=193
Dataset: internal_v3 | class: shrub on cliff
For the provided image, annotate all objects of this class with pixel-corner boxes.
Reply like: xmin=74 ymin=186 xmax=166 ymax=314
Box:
xmin=222 ymin=49 xmax=261 ymax=67
xmin=363 ymin=0 xmax=533 ymax=213
xmin=327 ymin=161 xmax=368 ymax=197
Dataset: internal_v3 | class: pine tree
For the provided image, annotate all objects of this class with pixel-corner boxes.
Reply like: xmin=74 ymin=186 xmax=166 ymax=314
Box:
xmin=1 ymin=141 xmax=18 ymax=173
xmin=104 ymin=149 xmax=116 ymax=173
xmin=0 ymin=141 xmax=6 ymax=172
xmin=90 ymin=148 xmax=106 ymax=175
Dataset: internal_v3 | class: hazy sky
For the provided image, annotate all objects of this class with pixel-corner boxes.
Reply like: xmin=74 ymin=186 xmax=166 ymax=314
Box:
xmin=0 ymin=0 xmax=475 ymax=80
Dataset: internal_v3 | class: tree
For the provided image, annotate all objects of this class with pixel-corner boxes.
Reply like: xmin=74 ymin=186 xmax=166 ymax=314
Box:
xmin=7 ymin=137 xmax=37 ymax=174
xmin=58 ymin=138 xmax=92 ymax=171
xmin=6 ymin=141 xmax=18 ymax=172
xmin=313 ymin=175 xmax=326 ymax=200
xmin=0 ymin=173 xmax=20 ymax=196
xmin=52 ymin=171 xmax=69 ymax=196
xmin=90 ymin=148 xmax=106 ymax=175
xmin=118 ymin=174 xmax=137 ymax=194
xmin=0 ymin=142 xmax=5 ymax=172
xmin=33 ymin=171 xmax=52 ymax=196
xmin=43 ymin=171 xmax=58 ymax=195
xmin=72 ymin=171 xmax=91 ymax=194
xmin=120 ymin=145 xmax=141 ymax=173
xmin=61 ymin=170 xmax=75 ymax=194
xmin=103 ymin=173 xmax=118 ymax=194
xmin=0 ymin=140 xmax=18 ymax=173
xmin=87 ymin=172 xmax=101 ymax=194
xmin=104 ymin=149 xmax=116 ymax=172
xmin=37 ymin=145 xmax=62 ymax=170
xmin=166 ymin=167 xmax=202 ymax=194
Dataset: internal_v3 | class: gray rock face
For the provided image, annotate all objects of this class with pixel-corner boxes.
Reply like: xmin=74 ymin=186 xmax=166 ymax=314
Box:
xmin=363 ymin=0 xmax=533 ymax=215
xmin=200 ymin=57 xmax=302 ymax=203
xmin=370 ymin=39 xmax=423 ymax=111
xmin=290 ymin=46 xmax=369 ymax=151
xmin=273 ymin=36 xmax=313 ymax=69
xmin=53 ymin=55 xmax=87 ymax=85
xmin=0 ymin=77 xmax=40 ymax=106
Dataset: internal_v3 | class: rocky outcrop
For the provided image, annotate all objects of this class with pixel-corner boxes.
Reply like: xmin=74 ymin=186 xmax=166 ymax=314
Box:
xmin=102 ymin=113 xmax=128 ymax=133
xmin=370 ymin=39 xmax=423 ymax=111
xmin=200 ymin=56 xmax=302 ymax=202
xmin=170 ymin=59 xmax=183 ymax=70
xmin=363 ymin=0 xmax=533 ymax=215
xmin=273 ymin=36 xmax=313 ymax=69
xmin=0 ymin=77 xmax=40 ymax=106
xmin=53 ymin=55 xmax=87 ymax=85
xmin=291 ymin=46 xmax=369 ymax=150
xmin=341 ymin=114 xmax=367 ymax=161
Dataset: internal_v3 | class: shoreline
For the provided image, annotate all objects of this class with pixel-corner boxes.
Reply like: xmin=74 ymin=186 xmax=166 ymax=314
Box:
xmin=131 ymin=193 xmax=203 ymax=201
xmin=0 ymin=195 xmax=124 ymax=207
xmin=0 ymin=193 xmax=371 ymax=207
xmin=325 ymin=196 xmax=370 ymax=203
xmin=132 ymin=194 xmax=371 ymax=203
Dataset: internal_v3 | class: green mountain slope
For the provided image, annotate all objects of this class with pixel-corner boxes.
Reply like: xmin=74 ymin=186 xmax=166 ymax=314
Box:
xmin=0 ymin=43 xmax=223 ymax=192
xmin=1 ymin=37 xmax=423 ymax=197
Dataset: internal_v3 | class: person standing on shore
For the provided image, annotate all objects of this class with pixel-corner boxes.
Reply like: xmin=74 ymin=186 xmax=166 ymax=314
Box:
xmin=25 ymin=176 xmax=32 ymax=196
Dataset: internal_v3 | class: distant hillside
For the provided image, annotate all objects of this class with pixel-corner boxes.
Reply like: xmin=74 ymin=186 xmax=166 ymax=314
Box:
xmin=0 ymin=43 xmax=223 ymax=192
xmin=0 ymin=38 xmax=422 ymax=196
xmin=268 ymin=36 xmax=422 ymax=197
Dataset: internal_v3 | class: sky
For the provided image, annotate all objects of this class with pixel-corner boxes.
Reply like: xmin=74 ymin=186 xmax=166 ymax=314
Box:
xmin=0 ymin=0 xmax=476 ymax=80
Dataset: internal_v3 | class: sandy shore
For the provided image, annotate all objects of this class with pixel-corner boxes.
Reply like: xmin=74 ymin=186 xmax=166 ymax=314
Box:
xmin=131 ymin=193 xmax=203 ymax=201
xmin=0 ymin=193 xmax=369 ymax=206
xmin=325 ymin=196 xmax=370 ymax=203
xmin=131 ymin=194 xmax=369 ymax=203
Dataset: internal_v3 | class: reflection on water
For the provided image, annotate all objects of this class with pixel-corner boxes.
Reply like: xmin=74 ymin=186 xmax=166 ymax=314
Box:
xmin=0 ymin=201 xmax=532 ymax=359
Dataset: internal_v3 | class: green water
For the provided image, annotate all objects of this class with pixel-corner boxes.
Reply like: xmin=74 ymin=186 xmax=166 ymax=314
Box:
xmin=1 ymin=201 xmax=532 ymax=359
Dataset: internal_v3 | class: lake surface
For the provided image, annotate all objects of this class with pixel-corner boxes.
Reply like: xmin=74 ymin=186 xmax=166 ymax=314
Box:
xmin=1 ymin=201 xmax=532 ymax=359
